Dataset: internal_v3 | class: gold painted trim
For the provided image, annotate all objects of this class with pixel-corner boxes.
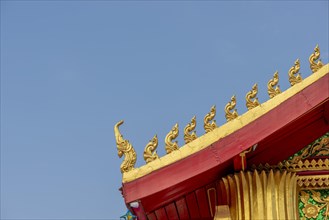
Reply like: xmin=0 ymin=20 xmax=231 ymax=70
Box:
xmin=252 ymin=158 xmax=329 ymax=173
xmin=122 ymin=64 xmax=329 ymax=183
xmin=297 ymin=175 xmax=329 ymax=189
xmin=207 ymin=187 xmax=217 ymax=217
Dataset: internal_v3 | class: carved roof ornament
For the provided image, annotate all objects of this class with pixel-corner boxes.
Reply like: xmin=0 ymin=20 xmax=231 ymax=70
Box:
xmin=289 ymin=135 xmax=329 ymax=164
xmin=309 ymin=44 xmax=324 ymax=73
xmin=288 ymin=59 xmax=302 ymax=86
xmin=204 ymin=105 xmax=217 ymax=133
xmin=114 ymin=120 xmax=137 ymax=173
xmin=143 ymin=135 xmax=159 ymax=164
xmin=184 ymin=116 xmax=197 ymax=144
xmin=267 ymin=71 xmax=281 ymax=99
xmin=225 ymin=95 xmax=238 ymax=122
xmin=165 ymin=123 xmax=179 ymax=154
xmin=245 ymin=83 xmax=260 ymax=110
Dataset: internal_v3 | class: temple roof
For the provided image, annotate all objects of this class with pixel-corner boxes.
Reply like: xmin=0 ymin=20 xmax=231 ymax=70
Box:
xmin=115 ymin=45 xmax=329 ymax=218
xmin=115 ymin=45 xmax=328 ymax=183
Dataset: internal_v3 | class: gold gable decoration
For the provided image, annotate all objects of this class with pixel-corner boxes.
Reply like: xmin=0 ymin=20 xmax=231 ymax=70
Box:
xmin=250 ymin=133 xmax=329 ymax=220
xmin=251 ymin=133 xmax=329 ymax=173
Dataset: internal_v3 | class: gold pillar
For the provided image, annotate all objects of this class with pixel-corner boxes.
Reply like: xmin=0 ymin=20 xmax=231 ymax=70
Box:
xmin=217 ymin=169 xmax=299 ymax=220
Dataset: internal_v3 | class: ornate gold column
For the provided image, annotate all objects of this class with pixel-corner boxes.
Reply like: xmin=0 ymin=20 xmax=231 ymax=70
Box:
xmin=216 ymin=169 xmax=299 ymax=220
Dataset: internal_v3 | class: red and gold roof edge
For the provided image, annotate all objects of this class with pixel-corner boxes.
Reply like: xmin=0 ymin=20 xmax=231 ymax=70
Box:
xmin=114 ymin=45 xmax=329 ymax=183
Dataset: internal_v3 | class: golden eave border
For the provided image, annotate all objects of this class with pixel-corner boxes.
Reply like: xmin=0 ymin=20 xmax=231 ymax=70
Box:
xmin=122 ymin=64 xmax=329 ymax=183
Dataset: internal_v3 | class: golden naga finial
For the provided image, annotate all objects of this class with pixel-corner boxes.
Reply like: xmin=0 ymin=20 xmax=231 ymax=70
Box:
xmin=184 ymin=116 xmax=197 ymax=144
xmin=245 ymin=83 xmax=260 ymax=110
xmin=309 ymin=44 xmax=324 ymax=73
xmin=288 ymin=59 xmax=302 ymax=86
xmin=267 ymin=71 xmax=281 ymax=99
xmin=225 ymin=95 xmax=238 ymax=122
xmin=143 ymin=135 xmax=159 ymax=163
xmin=114 ymin=120 xmax=137 ymax=173
xmin=165 ymin=123 xmax=179 ymax=154
xmin=204 ymin=105 xmax=217 ymax=133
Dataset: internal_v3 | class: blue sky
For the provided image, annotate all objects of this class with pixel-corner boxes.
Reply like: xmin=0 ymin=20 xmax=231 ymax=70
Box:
xmin=1 ymin=1 xmax=328 ymax=219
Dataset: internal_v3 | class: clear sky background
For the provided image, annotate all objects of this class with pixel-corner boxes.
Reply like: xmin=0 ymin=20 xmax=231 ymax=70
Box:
xmin=1 ymin=1 xmax=328 ymax=219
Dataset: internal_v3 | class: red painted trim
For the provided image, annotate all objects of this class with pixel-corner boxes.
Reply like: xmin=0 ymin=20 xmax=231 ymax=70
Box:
xmin=297 ymin=170 xmax=329 ymax=176
xmin=165 ymin=203 xmax=179 ymax=220
xmin=195 ymin=187 xmax=211 ymax=218
xmin=146 ymin=212 xmax=157 ymax=220
xmin=185 ymin=192 xmax=201 ymax=219
xmin=176 ymin=197 xmax=189 ymax=219
xmin=155 ymin=208 xmax=167 ymax=220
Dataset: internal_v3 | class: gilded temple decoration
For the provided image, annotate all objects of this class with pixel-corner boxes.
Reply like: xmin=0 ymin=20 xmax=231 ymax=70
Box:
xmin=300 ymin=189 xmax=329 ymax=219
xmin=220 ymin=169 xmax=299 ymax=220
xmin=245 ymin=83 xmax=260 ymax=110
xmin=184 ymin=116 xmax=197 ymax=144
xmin=252 ymin=158 xmax=329 ymax=173
xmin=249 ymin=133 xmax=329 ymax=219
xmin=298 ymin=175 xmax=329 ymax=189
xmin=204 ymin=105 xmax=217 ymax=133
xmin=114 ymin=120 xmax=137 ymax=173
xmin=289 ymin=135 xmax=329 ymax=164
xmin=165 ymin=123 xmax=179 ymax=154
xmin=267 ymin=71 xmax=281 ymax=98
xmin=143 ymin=135 xmax=159 ymax=163
xmin=252 ymin=133 xmax=329 ymax=173
xmin=288 ymin=59 xmax=303 ymax=86
xmin=309 ymin=44 xmax=324 ymax=73
xmin=225 ymin=95 xmax=238 ymax=122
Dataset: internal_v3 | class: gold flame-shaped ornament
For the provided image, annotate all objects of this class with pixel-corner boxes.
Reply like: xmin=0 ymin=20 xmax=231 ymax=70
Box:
xmin=184 ymin=116 xmax=197 ymax=144
xmin=267 ymin=71 xmax=281 ymax=99
xmin=225 ymin=95 xmax=238 ymax=122
xmin=204 ymin=105 xmax=217 ymax=133
xmin=143 ymin=135 xmax=159 ymax=163
xmin=114 ymin=120 xmax=137 ymax=173
xmin=309 ymin=44 xmax=324 ymax=73
xmin=165 ymin=123 xmax=179 ymax=154
xmin=288 ymin=59 xmax=302 ymax=86
xmin=245 ymin=83 xmax=260 ymax=110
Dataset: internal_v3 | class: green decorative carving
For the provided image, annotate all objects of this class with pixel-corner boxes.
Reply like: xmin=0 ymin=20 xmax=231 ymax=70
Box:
xmin=299 ymin=189 xmax=329 ymax=220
